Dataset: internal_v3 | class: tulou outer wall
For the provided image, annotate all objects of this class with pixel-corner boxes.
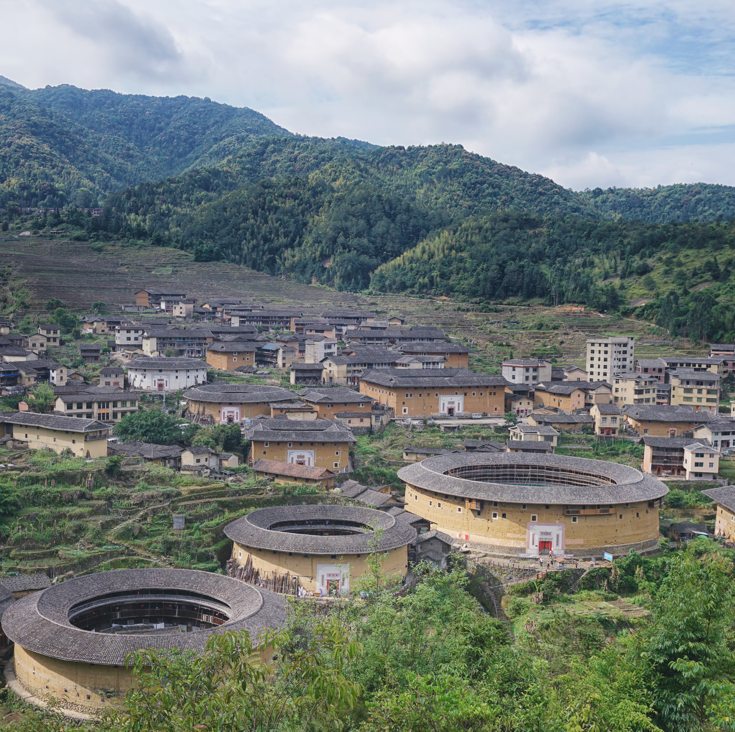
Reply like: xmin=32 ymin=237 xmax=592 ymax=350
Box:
xmin=14 ymin=644 xmax=134 ymax=712
xmin=231 ymin=541 xmax=408 ymax=593
xmin=9 ymin=425 xmax=108 ymax=458
xmin=252 ymin=439 xmax=351 ymax=471
xmin=185 ymin=399 xmax=272 ymax=424
xmin=403 ymin=483 xmax=660 ymax=557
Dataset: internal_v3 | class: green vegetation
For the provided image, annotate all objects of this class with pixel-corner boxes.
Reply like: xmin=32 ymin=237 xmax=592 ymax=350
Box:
xmin=113 ymin=409 xmax=185 ymax=445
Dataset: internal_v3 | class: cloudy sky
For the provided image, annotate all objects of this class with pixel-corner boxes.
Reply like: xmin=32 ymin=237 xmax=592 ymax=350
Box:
xmin=2 ymin=0 xmax=735 ymax=190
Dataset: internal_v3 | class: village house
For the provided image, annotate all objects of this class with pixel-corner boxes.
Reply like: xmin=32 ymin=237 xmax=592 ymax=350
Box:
xmin=359 ymin=368 xmax=508 ymax=417
xmin=396 ymin=342 xmax=471 ymax=369
xmin=172 ymin=300 xmax=196 ymax=319
xmin=345 ymin=327 xmax=446 ymax=346
xmin=183 ymin=383 xmax=297 ymax=424
xmin=701 ymin=486 xmax=735 ymax=543
xmin=135 ymin=288 xmax=188 ymax=309
xmin=525 ymin=412 xmax=595 ymax=432
xmin=79 ymin=344 xmax=102 ymax=363
xmin=54 ymin=387 xmax=140 ymax=423
xmin=98 ymin=366 xmax=125 ymax=388
xmin=505 ymin=440 xmax=553 ymax=454
xmin=693 ymin=420 xmax=735 ymax=450
xmin=107 ymin=441 xmax=184 ymax=469
xmin=127 ymin=357 xmax=208 ymax=392
xmin=321 ymin=351 xmax=399 ymax=386
xmin=622 ymin=405 xmax=713 ymax=437
xmin=641 ymin=437 xmax=720 ymax=480
xmin=668 ymin=369 xmax=720 ymax=413
xmin=508 ymin=424 xmax=559 ymax=448
xmin=181 ymin=446 xmax=220 ymax=470
xmin=591 ymin=403 xmax=622 ymax=436
xmin=206 ymin=342 xmax=257 ymax=371
xmin=0 ymin=347 xmax=37 ymax=363
xmin=635 ymin=358 xmax=667 ymax=382
xmin=26 ymin=333 xmax=48 ymax=354
xmin=243 ymin=417 xmax=355 ymax=472
xmin=114 ymin=324 xmax=146 ymax=352
xmin=298 ymin=386 xmax=374 ymax=419
xmin=533 ymin=382 xmax=586 ymax=412
xmin=506 ymin=391 xmax=534 ymax=417
xmin=37 ymin=325 xmax=60 ymax=347
xmin=290 ymin=362 xmax=325 ymax=385
xmin=237 ymin=310 xmax=301 ymax=330
xmin=142 ymin=327 xmax=213 ymax=358
xmin=0 ymin=412 xmax=109 ymax=457
xmin=304 ymin=338 xmax=339 ymax=363
xmin=394 ymin=355 xmax=446 ymax=369
xmin=269 ymin=401 xmax=318 ymax=420
xmin=501 ymin=359 xmax=552 ymax=385
xmin=251 ymin=459 xmax=336 ymax=489
xmin=562 ymin=365 xmax=588 ymax=381
xmin=612 ymin=372 xmax=660 ymax=406
xmin=402 ymin=446 xmax=463 ymax=462
xmin=48 ymin=363 xmax=68 ymax=386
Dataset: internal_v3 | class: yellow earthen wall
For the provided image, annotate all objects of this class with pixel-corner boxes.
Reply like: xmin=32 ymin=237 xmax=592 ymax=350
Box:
xmin=359 ymin=382 xmax=504 ymax=416
xmin=308 ymin=402 xmax=371 ymax=419
xmin=252 ymin=440 xmax=350 ymax=470
xmin=15 ymin=645 xmax=133 ymax=712
xmin=403 ymin=483 xmax=659 ymax=551
xmin=231 ymin=542 xmax=408 ymax=592
xmin=206 ymin=351 xmax=253 ymax=370
xmin=12 ymin=425 xmax=107 ymax=458
xmin=714 ymin=505 xmax=735 ymax=542
xmin=186 ymin=399 xmax=272 ymax=423
xmin=625 ymin=418 xmax=701 ymax=437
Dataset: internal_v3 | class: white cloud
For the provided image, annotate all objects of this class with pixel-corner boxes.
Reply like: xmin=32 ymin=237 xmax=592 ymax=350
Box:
xmin=1 ymin=0 xmax=735 ymax=189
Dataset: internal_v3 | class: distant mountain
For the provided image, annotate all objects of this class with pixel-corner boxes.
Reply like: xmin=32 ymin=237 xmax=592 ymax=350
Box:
xmin=0 ymin=83 xmax=291 ymax=208
xmin=0 ymin=76 xmax=26 ymax=91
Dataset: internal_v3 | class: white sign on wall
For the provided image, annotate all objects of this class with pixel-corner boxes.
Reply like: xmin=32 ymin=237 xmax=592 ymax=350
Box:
xmin=316 ymin=563 xmax=350 ymax=596
xmin=288 ymin=450 xmax=315 ymax=466
xmin=439 ymin=395 xmax=464 ymax=414
xmin=526 ymin=523 xmax=565 ymax=555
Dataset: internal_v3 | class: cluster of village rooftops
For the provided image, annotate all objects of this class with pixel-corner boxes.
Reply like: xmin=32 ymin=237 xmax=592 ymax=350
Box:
xmin=2 ymin=290 xmax=735 ymax=542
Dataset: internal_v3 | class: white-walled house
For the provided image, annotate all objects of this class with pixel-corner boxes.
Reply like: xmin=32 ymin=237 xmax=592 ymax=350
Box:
xmin=127 ymin=357 xmax=208 ymax=392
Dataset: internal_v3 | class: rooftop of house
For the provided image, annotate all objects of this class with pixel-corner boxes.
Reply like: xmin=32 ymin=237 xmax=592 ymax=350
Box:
xmin=128 ymin=357 xmax=209 ymax=370
xmin=298 ymin=387 xmax=374 ymax=404
xmin=641 ymin=436 xmax=696 ymax=449
xmin=0 ymin=572 xmax=51 ymax=593
xmin=701 ymin=486 xmax=735 ymax=513
xmin=668 ymin=369 xmax=720 ymax=382
xmin=396 ymin=342 xmax=471 ymax=354
xmin=252 ymin=459 xmax=334 ymax=480
xmin=502 ymin=359 xmax=549 ymax=367
xmin=290 ymin=362 xmax=325 ymax=371
xmin=512 ymin=424 xmax=559 ymax=435
xmin=55 ymin=387 xmax=140 ymax=403
xmin=359 ymin=368 xmax=508 ymax=388
xmin=100 ymin=366 xmax=125 ymax=375
xmin=505 ymin=440 xmax=553 ymax=451
xmin=107 ymin=441 xmax=184 ymax=459
xmin=0 ymin=411 xmax=108 ymax=432
xmin=207 ymin=342 xmax=259 ymax=353
xmin=346 ymin=327 xmax=446 ymax=340
xmin=184 ymin=384 xmax=296 ymax=404
xmin=594 ymin=403 xmax=622 ymax=415
xmin=622 ymin=405 xmax=715 ymax=422
xmin=636 ymin=358 xmax=667 ymax=368
xmin=243 ymin=417 xmax=357 ymax=443
xmin=528 ymin=413 xmax=595 ymax=424
xmin=535 ymin=381 xmax=610 ymax=394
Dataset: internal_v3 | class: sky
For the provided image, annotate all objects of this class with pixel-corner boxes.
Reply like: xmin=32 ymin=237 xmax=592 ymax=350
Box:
xmin=2 ymin=0 xmax=735 ymax=190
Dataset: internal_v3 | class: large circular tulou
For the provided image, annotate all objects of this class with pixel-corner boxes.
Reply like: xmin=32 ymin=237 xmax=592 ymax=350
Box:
xmin=398 ymin=452 xmax=668 ymax=558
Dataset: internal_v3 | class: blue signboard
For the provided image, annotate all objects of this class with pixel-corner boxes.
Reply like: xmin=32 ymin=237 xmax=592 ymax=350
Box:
xmin=603 ymin=552 xmax=614 ymax=562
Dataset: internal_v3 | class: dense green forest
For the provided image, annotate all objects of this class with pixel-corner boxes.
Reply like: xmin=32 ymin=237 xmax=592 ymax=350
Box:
xmin=371 ymin=211 xmax=735 ymax=341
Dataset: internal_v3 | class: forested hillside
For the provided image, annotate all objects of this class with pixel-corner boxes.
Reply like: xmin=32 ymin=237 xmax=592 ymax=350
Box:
xmin=0 ymin=81 xmax=290 ymax=208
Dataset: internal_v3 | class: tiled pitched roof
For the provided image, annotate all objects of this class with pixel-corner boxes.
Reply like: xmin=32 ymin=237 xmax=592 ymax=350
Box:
xmin=252 ymin=459 xmax=334 ymax=479
xmin=702 ymin=486 xmax=735 ymax=513
xmin=184 ymin=384 xmax=296 ymax=404
xmin=0 ymin=411 xmax=108 ymax=432
xmin=107 ymin=441 xmax=183 ymax=459
xmin=360 ymin=368 xmax=508 ymax=387
xmin=243 ymin=417 xmax=356 ymax=443
xmin=128 ymin=357 xmax=208 ymax=369
xmin=298 ymin=387 xmax=373 ymax=403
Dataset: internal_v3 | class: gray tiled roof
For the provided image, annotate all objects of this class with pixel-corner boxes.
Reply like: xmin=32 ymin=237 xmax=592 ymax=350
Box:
xmin=397 ymin=452 xmax=668 ymax=505
xmin=55 ymin=388 xmax=140 ymax=403
xmin=702 ymin=486 xmax=735 ymax=513
xmin=2 ymin=569 xmax=286 ymax=666
xmin=506 ymin=440 xmax=553 ymax=451
xmin=668 ymin=369 xmax=720 ymax=382
xmin=128 ymin=357 xmax=208 ymax=369
xmin=360 ymin=368 xmax=508 ymax=388
xmin=594 ymin=404 xmax=622 ymax=415
xmin=107 ymin=441 xmax=183 ymax=459
xmin=413 ymin=529 xmax=455 ymax=547
xmin=291 ymin=362 xmax=325 ymax=370
xmin=225 ymin=505 xmax=415 ymax=554
xmin=299 ymin=387 xmax=373 ymax=404
xmin=641 ymin=436 xmax=692 ymax=448
xmin=0 ymin=572 xmax=51 ymax=593
xmin=536 ymin=381 xmax=609 ymax=394
xmin=529 ymin=413 xmax=594 ymax=424
xmin=207 ymin=342 xmax=258 ymax=353
xmin=397 ymin=343 xmax=471 ymax=354
xmin=243 ymin=417 xmax=356 ymax=443
xmin=512 ymin=424 xmax=559 ymax=435
xmin=623 ymin=405 xmax=714 ymax=422
xmin=184 ymin=384 xmax=296 ymax=404
xmin=252 ymin=459 xmax=334 ymax=479
xmin=0 ymin=411 xmax=108 ymax=433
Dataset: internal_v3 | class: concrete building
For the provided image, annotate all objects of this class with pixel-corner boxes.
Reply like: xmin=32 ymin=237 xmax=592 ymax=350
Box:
xmin=127 ymin=357 xmax=208 ymax=392
xmin=37 ymin=324 xmax=60 ymax=348
xmin=321 ymin=351 xmax=398 ymax=386
xmin=243 ymin=417 xmax=355 ymax=472
xmin=562 ymin=366 xmax=588 ymax=381
xmin=98 ymin=366 xmax=125 ymax=388
xmin=183 ymin=384 xmax=297 ymax=424
xmin=591 ymin=403 xmax=622 ymax=436
xmin=586 ymin=336 xmax=634 ymax=381
xmin=0 ymin=412 xmax=109 ymax=457
xmin=612 ymin=372 xmax=660 ymax=406
xmin=3 ymin=569 xmax=286 ymax=714
xmin=114 ymin=324 xmax=145 ymax=351
xmin=359 ymin=368 xmax=508 ymax=417
xmin=303 ymin=339 xmax=339 ymax=364
xmin=701 ymin=486 xmax=735 ymax=543
xmin=142 ymin=327 xmax=213 ymax=358
xmin=668 ymin=369 xmax=720 ymax=414
xmin=398 ymin=452 xmax=666 ymax=558
xmin=206 ymin=342 xmax=257 ymax=371
xmin=225 ymin=505 xmax=414 ymax=596
xmin=635 ymin=358 xmax=667 ymax=382
xmin=508 ymin=424 xmax=559 ymax=447
xmin=693 ymin=420 xmax=735 ymax=450
xmin=501 ymin=359 xmax=552 ymax=385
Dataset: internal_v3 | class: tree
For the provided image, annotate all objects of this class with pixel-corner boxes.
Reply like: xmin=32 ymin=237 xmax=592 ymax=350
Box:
xmin=114 ymin=410 xmax=182 ymax=445
xmin=635 ymin=548 xmax=735 ymax=732
xmin=111 ymin=623 xmax=361 ymax=732
xmin=91 ymin=301 xmax=109 ymax=314
xmin=45 ymin=298 xmax=65 ymax=311
xmin=30 ymin=383 xmax=56 ymax=414
xmin=191 ymin=423 xmax=242 ymax=452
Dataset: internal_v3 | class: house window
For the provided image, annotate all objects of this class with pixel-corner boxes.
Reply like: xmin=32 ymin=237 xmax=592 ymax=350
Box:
xmin=502 ymin=513 xmax=506 ymax=519
xmin=429 ymin=500 xmax=433 ymax=507
xmin=530 ymin=514 xmax=538 ymax=521
xmin=571 ymin=516 xmax=578 ymax=523
xmin=492 ymin=512 xmax=498 ymax=519
xmin=522 ymin=504 xmax=527 ymax=510
xmin=457 ymin=507 xmax=462 ymax=513
xmin=414 ymin=494 xmax=418 ymax=501
xmin=264 ymin=442 xmax=269 ymax=447
xmin=437 ymin=502 xmax=442 ymax=509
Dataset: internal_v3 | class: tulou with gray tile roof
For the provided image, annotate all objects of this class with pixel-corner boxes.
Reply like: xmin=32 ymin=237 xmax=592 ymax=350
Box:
xmin=225 ymin=505 xmax=415 ymax=555
xmin=2 ymin=569 xmax=286 ymax=666
xmin=360 ymin=368 xmax=508 ymax=388
xmin=398 ymin=452 xmax=668 ymax=506
xmin=243 ymin=417 xmax=356 ymax=443
xmin=0 ymin=411 xmax=108 ymax=433
xmin=184 ymin=383 xmax=297 ymax=404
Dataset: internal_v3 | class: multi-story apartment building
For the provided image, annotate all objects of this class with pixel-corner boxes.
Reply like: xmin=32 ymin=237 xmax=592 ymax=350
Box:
xmin=115 ymin=324 xmax=146 ymax=351
xmin=668 ymin=369 xmax=720 ymax=414
xmin=142 ymin=327 xmax=213 ymax=358
xmin=501 ymin=359 xmax=552 ymax=385
xmin=586 ymin=336 xmax=634 ymax=381
xmin=612 ymin=372 xmax=660 ymax=406
xmin=54 ymin=387 xmax=140 ymax=423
